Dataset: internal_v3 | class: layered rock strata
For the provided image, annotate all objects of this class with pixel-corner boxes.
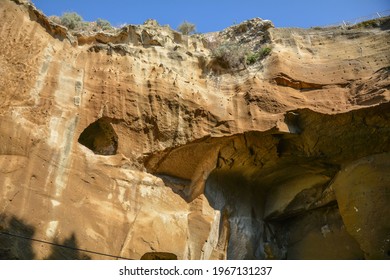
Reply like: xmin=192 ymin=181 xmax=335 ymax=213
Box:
xmin=0 ymin=0 xmax=389 ymax=259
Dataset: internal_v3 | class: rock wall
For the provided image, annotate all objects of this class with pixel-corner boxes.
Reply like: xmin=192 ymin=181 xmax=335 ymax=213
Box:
xmin=0 ymin=0 xmax=389 ymax=259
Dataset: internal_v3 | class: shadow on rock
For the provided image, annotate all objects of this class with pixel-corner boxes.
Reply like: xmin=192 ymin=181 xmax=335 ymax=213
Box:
xmin=0 ymin=215 xmax=35 ymax=259
xmin=0 ymin=214 xmax=90 ymax=259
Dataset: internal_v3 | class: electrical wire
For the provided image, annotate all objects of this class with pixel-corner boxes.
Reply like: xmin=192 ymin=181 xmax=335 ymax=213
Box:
xmin=0 ymin=231 xmax=132 ymax=260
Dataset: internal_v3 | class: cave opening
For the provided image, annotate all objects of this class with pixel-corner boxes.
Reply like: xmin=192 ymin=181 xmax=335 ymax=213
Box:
xmin=78 ymin=117 xmax=118 ymax=155
xmin=145 ymin=104 xmax=390 ymax=259
xmin=140 ymin=252 xmax=178 ymax=260
xmin=204 ymin=161 xmax=365 ymax=260
xmin=205 ymin=169 xmax=268 ymax=260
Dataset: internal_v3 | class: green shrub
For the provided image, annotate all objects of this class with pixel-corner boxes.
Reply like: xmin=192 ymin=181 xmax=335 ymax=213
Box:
xmin=60 ymin=12 xmax=83 ymax=30
xmin=353 ymin=19 xmax=379 ymax=29
xmin=246 ymin=47 xmax=272 ymax=65
xmin=177 ymin=21 xmax=196 ymax=35
xmin=260 ymin=47 xmax=272 ymax=58
xmin=96 ymin=18 xmax=112 ymax=30
xmin=246 ymin=52 xmax=260 ymax=65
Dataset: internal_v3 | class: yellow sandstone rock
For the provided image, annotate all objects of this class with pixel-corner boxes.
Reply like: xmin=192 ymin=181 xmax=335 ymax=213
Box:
xmin=0 ymin=0 xmax=389 ymax=259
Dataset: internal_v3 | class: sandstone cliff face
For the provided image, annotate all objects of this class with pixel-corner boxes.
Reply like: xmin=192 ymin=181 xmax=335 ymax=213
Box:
xmin=0 ymin=0 xmax=389 ymax=260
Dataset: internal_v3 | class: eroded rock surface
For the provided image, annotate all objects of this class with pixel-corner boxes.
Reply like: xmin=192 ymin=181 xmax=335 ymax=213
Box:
xmin=0 ymin=0 xmax=389 ymax=259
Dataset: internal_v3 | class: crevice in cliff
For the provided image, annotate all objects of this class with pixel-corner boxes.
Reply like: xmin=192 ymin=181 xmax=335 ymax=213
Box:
xmin=273 ymin=73 xmax=349 ymax=90
xmin=78 ymin=117 xmax=118 ymax=155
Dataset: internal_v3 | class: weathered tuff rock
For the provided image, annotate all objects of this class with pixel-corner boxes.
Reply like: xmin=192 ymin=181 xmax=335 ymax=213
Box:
xmin=0 ymin=0 xmax=389 ymax=260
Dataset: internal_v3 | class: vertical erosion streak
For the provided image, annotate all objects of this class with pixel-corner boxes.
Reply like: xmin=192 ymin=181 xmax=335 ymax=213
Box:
xmin=50 ymin=62 xmax=84 ymax=198
xmin=29 ymin=45 xmax=53 ymax=105
xmin=54 ymin=116 xmax=79 ymax=197
xmin=42 ymin=62 xmax=82 ymax=240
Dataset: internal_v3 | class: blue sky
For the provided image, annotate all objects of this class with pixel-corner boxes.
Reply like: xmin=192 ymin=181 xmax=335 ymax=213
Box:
xmin=32 ymin=0 xmax=390 ymax=32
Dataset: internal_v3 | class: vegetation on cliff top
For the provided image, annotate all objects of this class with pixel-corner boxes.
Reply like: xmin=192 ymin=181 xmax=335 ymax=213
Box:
xmin=210 ymin=41 xmax=272 ymax=69
xmin=177 ymin=21 xmax=196 ymax=35
xmin=49 ymin=12 xmax=114 ymax=32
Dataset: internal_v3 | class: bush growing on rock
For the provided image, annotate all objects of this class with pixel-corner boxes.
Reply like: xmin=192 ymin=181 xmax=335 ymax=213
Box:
xmin=211 ymin=42 xmax=248 ymax=69
xmin=246 ymin=46 xmax=272 ymax=65
xmin=60 ymin=12 xmax=83 ymax=30
xmin=246 ymin=52 xmax=259 ymax=65
xmin=352 ymin=19 xmax=380 ymax=29
xmin=54 ymin=13 xmax=114 ymax=33
xmin=178 ymin=21 xmax=196 ymax=35
xmin=96 ymin=18 xmax=113 ymax=31
xmin=260 ymin=46 xmax=272 ymax=58
xmin=48 ymin=15 xmax=61 ymax=25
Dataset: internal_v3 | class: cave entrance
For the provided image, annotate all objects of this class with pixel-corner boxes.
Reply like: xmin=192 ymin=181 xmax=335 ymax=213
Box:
xmin=140 ymin=252 xmax=178 ymax=260
xmin=78 ymin=117 xmax=118 ymax=155
xmin=204 ymin=163 xmax=364 ymax=260
xmin=205 ymin=169 xmax=266 ymax=260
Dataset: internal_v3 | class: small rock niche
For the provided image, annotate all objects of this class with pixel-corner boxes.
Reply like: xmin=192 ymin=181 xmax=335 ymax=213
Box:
xmin=140 ymin=252 xmax=178 ymax=260
xmin=78 ymin=117 xmax=118 ymax=155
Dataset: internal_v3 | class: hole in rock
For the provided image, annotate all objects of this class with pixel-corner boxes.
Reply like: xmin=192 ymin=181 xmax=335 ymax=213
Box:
xmin=140 ymin=252 xmax=178 ymax=260
xmin=204 ymin=167 xmax=363 ymax=260
xmin=78 ymin=117 xmax=118 ymax=155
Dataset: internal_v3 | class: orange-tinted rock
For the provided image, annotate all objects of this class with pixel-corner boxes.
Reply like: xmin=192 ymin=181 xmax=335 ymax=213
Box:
xmin=0 ymin=0 xmax=389 ymax=259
